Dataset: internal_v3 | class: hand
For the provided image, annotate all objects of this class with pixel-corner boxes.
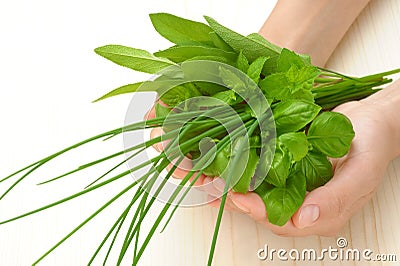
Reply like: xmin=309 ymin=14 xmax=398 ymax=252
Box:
xmin=145 ymin=79 xmax=400 ymax=236
xmin=221 ymin=92 xmax=399 ymax=236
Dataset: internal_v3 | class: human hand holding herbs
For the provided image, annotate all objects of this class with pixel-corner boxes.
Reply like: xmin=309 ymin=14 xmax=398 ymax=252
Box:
xmin=1 ymin=4 xmax=400 ymax=266
xmin=147 ymin=0 xmax=400 ymax=237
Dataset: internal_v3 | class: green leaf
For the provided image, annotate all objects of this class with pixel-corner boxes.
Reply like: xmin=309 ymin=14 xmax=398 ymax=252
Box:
xmin=93 ymin=82 xmax=144 ymax=102
xmin=307 ymin=112 xmax=355 ymax=158
xmin=246 ymin=33 xmax=282 ymax=53
xmin=203 ymin=143 xmax=230 ymax=177
xmin=285 ymin=64 xmax=320 ymax=93
xmin=261 ymin=172 xmax=306 ymax=226
xmin=236 ymin=50 xmax=249 ymax=73
xmin=149 ymin=13 xmax=213 ymax=45
xmin=159 ymin=83 xmax=201 ymax=107
xmin=232 ymin=147 xmax=259 ymax=193
xmin=193 ymin=81 xmax=227 ymax=96
xmin=209 ymin=32 xmax=233 ymax=51
xmin=259 ymin=73 xmax=290 ymax=101
xmin=247 ymin=56 xmax=268 ymax=84
xmin=204 ymin=16 xmax=280 ymax=73
xmin=294 ymin=150 xmax=333 ymax=191
xmin=186 ymin=55 xmax=235 ymax=65
xmin=94 ymin=45 xmax=176 ymax=74
xmin=155 ymin=103 xmax=171 ymax=118
xmin=277 ymin=48 xmax=307 ymax=72
xmin=219 ymin=66 xmax=247 ymax=92
xmin=273 ymin=100 xmax=321 ymax=134
xmin=265 ymin=144 xmax=291 ymax=187
xmin=212 ymin=90 xmax=241 ymax=105
xmin=279 ymin=132 xmax=309 ymax=161
xmin=154 ymin=45 xmax=237 ymax=63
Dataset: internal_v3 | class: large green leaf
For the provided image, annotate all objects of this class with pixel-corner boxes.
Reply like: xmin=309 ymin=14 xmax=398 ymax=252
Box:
xmin=95 ymin=45 xmax=176 ymax=74
xmin=273 ymin=100 xmax=321 ymax=134
xmin=149 ymin=13 xmax=213 ymax=45
xmin=204 ymin=16 xmax=280 ymax=73
xmin=279 ymin=132 xmax=309 ymax=161
xmin=294 ymin=150 xmax=333 ymax=191
xmin=307 ymin=112 xmax=355 ymax=158
xmin=154 ymin=45 xmax=237 ymax=63
xmin=93 ymin=82 xmax=144 ymax=102
xmin=265 ymin=144 xmax=291 ymax=187
xmin=259 ymin=172 xmax=306 ymax=226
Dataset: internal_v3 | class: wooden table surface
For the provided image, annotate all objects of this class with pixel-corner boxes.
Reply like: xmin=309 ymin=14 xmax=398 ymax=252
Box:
xmin=0 ymin=0 xmax=399 ymax=265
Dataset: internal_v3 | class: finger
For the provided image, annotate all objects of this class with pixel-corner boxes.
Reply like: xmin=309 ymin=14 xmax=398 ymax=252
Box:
xmin=207 ymin=194 xmax=240 ymax=212
xmin=144 ymin=105 xmax=156 ymax=120
xmin=229 ymin=191 xmax=306 ymax=236
xmin=150 ymin=127 xmax=168 ymax=152
xmin=291 ymin=153 xmax=386 ymax=236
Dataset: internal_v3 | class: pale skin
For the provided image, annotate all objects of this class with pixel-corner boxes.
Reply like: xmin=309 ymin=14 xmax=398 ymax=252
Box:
xmin=147 ymin=0 xmax=400 ymax=236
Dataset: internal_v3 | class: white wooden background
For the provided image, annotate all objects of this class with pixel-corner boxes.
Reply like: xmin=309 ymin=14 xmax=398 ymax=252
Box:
xmin=0 ymin=0 xmax=399 ymax=265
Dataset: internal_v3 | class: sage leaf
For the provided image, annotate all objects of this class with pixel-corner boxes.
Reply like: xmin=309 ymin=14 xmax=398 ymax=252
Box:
xmin=294 ymin=150 xmax=333 ymax=191
xmin=93 ymin=82 xmax=144 ymax=102
xmin=209 ymin=32 xmax=233 ymax=51
xmin=307 ymin=112 xmax=355 ymax=158
xmin=204 ymin=16 xmax=280 ymax=73
xmin=154 ymin=45 xmax=237 ymax=63
xmin=273 ymin=100 xmax=321 ymax=134
xmin=150 ymin=13 xmax=213 ymax=45
xmin=95 ymin=45 xmax=176 ymax=74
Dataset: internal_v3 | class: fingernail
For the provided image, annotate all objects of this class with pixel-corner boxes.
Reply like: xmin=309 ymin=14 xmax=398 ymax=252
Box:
xmin=231 ymin=197 xmax=250 ymax=213
xmin=213 ymin=178 xmax=226 ymax=193
xmin=298 ymin=205 xmax=320 ymax=229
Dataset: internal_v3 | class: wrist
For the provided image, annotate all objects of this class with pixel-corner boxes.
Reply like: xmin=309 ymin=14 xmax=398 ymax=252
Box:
xmin=259 ymin=0 xmax=371 ymax=67
xmin=362 ymin=82 xmax=400 ymax=159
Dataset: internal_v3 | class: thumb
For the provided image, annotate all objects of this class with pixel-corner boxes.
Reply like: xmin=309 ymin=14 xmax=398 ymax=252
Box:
xmin=291 ymin=154 xmax=385 ymax=235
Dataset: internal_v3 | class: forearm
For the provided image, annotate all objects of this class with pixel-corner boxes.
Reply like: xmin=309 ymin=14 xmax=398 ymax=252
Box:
xmin=259 ymin=0 xmax=371 ymax=66
xmin=362 ymin=80 xmax=400 ymax=159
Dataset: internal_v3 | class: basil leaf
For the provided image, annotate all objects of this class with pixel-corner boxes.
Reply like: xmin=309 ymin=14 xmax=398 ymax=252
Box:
xmin=204 ymin=16 xmax=280 ymax=73
xmin=265 ymin=144 xmax=291 ymax=187
xmin=94 ymin=45 xmax=175 ymax=74
xmin=149 ymin=13 xmax=213 ymax=45
xmin=93 ymin=82 xmax=144 ymax=102
xmin=294 ymin=150 xmax=333 ymax=191
xmin=154 ymin=45 xmax=237 ymax=63
xmin=236 ymin=50 xmax=249 ymax=73
xmin=307 ymin=112 xmax=355 ymax=158
xmin=247 ymin=56 xmax=268 ymax=84
xmin=261 ymin=172 xmax=306 ymax=226
xmin=203 ymin=144 xmax=230 ymax=177
xmin=155 ymin=103 xmax=171 ymax=118
xmin=273 ymin=100 xmax=321 ymax=134
xmin=279 ymin=132 xmax=309 ymax=161
xmin=232 ymin=147 xmax=259 ymax=193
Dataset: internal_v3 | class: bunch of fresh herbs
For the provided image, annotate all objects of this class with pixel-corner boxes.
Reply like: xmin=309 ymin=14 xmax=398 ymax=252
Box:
xmin=1 ymin=13 xmax=399 ymax=265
